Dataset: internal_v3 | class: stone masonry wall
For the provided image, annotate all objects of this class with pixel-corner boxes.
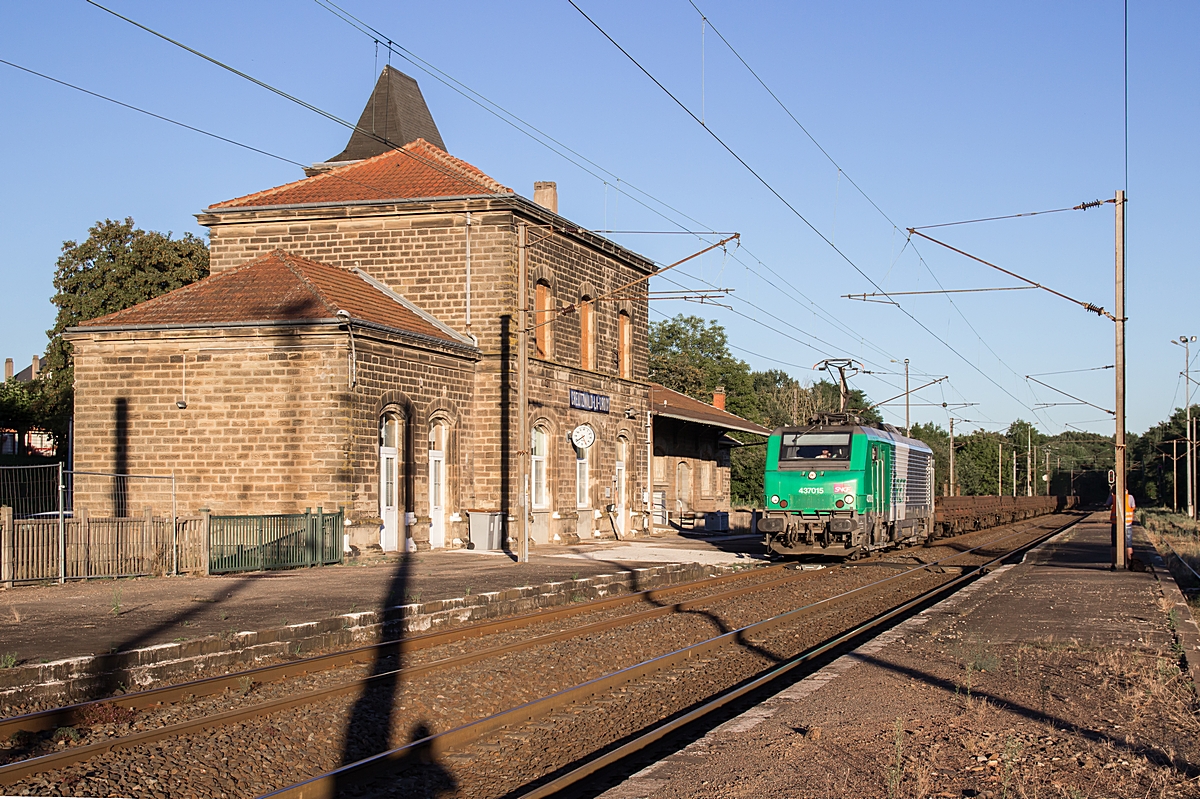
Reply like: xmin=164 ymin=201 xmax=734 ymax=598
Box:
xmin=68 ymin=327 xmax=354 ymax=518
xmin=345 ymin=332 xmax=477 ymax=549
xmin=68 ymin=325 xmax=477 ymax=551
xmin=202 ymin=203 xmax=514 ymax=346
xmin=198 ymin=198 xmax=654 ymax=546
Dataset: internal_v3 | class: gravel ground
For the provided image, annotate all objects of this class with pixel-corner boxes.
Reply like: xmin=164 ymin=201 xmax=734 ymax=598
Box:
xmin=592 ymin=640 xmax=1200 ymax=799
xmin=0 ymin=517 xmax=1072 ymax=798
xmin=1 ymin=565 xmax=796 ymax=763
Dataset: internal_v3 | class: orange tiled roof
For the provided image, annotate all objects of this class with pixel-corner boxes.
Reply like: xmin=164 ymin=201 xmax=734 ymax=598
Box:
xmin=650 ymin=384 xmax=770 ymax=436
xmin=77 ymin=250 xmax=471 ymax=347
xmin=209 ymin=139 xmax=512 ymax=209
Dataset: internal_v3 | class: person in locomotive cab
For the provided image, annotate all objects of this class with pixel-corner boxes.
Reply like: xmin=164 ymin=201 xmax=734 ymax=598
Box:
xmin=815 ymin=449 xmax=832 ymax=459
xmin=1106 ymin=489 xmax=1136 ymax=568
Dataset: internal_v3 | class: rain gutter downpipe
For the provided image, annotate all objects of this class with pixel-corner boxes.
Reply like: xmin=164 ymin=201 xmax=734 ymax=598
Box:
xmin=336 ymin=309 xmax=356 ymax=389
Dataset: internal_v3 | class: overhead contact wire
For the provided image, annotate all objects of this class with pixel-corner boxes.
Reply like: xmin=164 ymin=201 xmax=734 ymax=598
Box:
xmin=569 ymin=1 xmax=1049 ymax=423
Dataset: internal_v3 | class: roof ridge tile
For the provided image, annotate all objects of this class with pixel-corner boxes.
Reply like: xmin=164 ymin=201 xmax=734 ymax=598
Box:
xmin=208 ymin=139 xmax=512 ymax=211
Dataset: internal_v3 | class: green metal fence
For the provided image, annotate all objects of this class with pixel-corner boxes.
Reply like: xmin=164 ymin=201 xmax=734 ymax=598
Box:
xmin=208 ymin=507 xmax=344 ymax=574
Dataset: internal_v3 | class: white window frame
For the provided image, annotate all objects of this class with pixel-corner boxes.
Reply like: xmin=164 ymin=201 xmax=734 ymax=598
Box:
xmin=532 ymin=426 xmax=549 ymax=509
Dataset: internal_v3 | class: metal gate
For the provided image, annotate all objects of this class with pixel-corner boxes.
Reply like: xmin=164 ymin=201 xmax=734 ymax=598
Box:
xmin=208 ymin=507 xmax=344 ymax=574
xmin=1 ymin=464 xmax=189 ymax=585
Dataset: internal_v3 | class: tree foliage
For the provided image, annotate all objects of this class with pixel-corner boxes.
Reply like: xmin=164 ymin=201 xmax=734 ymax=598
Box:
xmin=39 ymin=218 xmax=209 ymax=445
xmin=1128 ymin=405 xmax=1199 ymax=509
xmin=648 ymin=315 xmax=756 ymax=419
xmin=0 ymin=379 xmax=37 ymax=456
xmin=911 ymin=418 xmax=1114 ymax=503
xmin=648 ymin=315 xmax=880 ymax=506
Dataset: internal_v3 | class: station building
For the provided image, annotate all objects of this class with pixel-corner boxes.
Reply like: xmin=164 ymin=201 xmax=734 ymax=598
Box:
xmin=66 ymin=67 xmax=763 ymax=552
xmin=650 ymin=384 xmax=769 ymax=531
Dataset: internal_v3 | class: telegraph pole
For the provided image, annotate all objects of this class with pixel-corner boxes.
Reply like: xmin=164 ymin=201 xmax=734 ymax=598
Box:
xmin=949 ymin=417 xmax=956 ymax=497
xmin=1011 ymin=450 xmax=1016 ymax=498
xmin=904 ymin=359 xmax=911 ymax=436
xmin=516 ymin=221 xmax=530 ymax=563
xmin=1171 ymin=336 xmax=1195 ymax=518
xmin=998 ymin=440 xmax=1002 ymax=496
xmin=1026 ymin=426 xmax=1032 ymax=497
xmin=1187 ymin=338 xmax=1194 ymax=520
xmin=1114 ymin=189 xmax=1127 ymax=569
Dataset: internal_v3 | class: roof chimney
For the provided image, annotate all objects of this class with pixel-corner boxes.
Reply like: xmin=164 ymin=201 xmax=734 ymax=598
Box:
xmin=712 ymin=386 xmax=726 ymax=411
xmin=4 ymin=358 xmax=12 ymax=381
xmin=533 ymin=181 xmax=558 ymax=214
xmin=30 ymin=355 xmax=40 ymax=380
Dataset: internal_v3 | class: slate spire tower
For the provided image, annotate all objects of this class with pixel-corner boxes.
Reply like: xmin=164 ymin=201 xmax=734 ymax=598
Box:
xmin=334 ymin=66 xmax=444 ymax=159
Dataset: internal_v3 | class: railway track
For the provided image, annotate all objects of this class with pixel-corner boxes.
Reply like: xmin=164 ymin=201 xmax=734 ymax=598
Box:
xmin=0 ymin=513 xmax=1081 ymax=798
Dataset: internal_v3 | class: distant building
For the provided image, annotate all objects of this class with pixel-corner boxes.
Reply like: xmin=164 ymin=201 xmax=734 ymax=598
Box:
xmin=1 ymin=355 xmax=54 ymax=456
xmin=5 ymin=355 xmax=40 ymax=383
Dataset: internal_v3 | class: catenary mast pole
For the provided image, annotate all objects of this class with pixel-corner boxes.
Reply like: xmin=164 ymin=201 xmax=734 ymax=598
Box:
xmin=949 ymin=417 xmax=956 ymax=497
xmin=1026 ymin=426 xmax=1032 ymax=497
xmin=904 ymin=359 xmax=911 ymax=436
xmin=1114 ymin=189 xmax=1127 ymax=569
xmin=1187 ymin=338 xmax=1194 ymax=519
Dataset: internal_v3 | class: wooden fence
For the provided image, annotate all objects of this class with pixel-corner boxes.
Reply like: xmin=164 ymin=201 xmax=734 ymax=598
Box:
xmin=0 ymin=505 xmax=207 ymax=586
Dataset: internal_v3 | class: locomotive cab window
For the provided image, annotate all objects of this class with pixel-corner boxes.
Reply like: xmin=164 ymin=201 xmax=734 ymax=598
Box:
xmin=780 ymin=432 xmax=851 ymax=462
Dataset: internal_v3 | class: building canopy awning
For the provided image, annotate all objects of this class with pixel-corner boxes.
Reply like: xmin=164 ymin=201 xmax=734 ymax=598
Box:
xmin=650 ymin=384 xmax=770 ymax=437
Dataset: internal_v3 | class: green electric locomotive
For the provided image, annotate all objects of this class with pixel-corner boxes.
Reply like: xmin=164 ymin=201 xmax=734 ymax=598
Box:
xmin=758 ymin=413 xmax=935 ymax=558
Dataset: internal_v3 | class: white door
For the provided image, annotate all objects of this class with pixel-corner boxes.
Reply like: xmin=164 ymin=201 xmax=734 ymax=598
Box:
xmin=380 ymin=447 xmax=399 ymax=551
xmin=429 ymin=450 xmax=446 ymax=549
xmin=615 ymin=460 xmax=626 ymax=535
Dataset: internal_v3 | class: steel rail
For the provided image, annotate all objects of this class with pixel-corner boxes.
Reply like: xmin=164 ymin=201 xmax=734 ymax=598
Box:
xmin=260 ymin=514 xmax=1081 ymax=799
xmin=516 ymin=515 xmax=1080 ymax=798
xmin=0 ymin=566 xmax=817 ymax=783
xmin=1160 ymin=539 xmax=1200 ymax=584
xmin=0 ymin=563 xmax=785 ymax=740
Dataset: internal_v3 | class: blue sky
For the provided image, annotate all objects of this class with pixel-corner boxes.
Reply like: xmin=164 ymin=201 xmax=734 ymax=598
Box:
xmin=1 ymin=1 xmax=1195 ymax=436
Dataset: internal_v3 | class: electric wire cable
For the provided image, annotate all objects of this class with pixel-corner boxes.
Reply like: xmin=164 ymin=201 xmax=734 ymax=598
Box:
xmin=684 ymin=0 xmax=1055 ymax=429
xmin=569 ymin=0 xmax=1053 ymax=426
xmin=311 ymin=0 xmax=916 ymax=373
xmin=83 ymin=0 xmax=1051 ymax=431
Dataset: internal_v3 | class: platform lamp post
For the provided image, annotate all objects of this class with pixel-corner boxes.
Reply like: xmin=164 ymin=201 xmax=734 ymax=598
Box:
xmin=1171 ymin=335 xmax=1196 ymax=520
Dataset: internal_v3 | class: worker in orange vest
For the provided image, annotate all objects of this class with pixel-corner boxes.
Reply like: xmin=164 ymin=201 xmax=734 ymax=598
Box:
xmin=1106 ymin=490 xmax=1136 ymax=567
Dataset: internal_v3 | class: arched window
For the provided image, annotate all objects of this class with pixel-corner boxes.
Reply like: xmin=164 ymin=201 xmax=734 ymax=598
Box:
xmin=676 ymin=461 xmax=692 ymax=512
xmin=531 ymin=425 xmax=549 ymax=509
xmin=535 ymin=281 xmax=554 ymax=359
xmin=579 ymin=296 xmax=595 ymax=371
xmin=379 ymin=411 xmax=407 ymax=552
xmin=618 ymin=310 xmax=632 ymax=379
xmin=428 ymin=420 xmax=448 ymax=549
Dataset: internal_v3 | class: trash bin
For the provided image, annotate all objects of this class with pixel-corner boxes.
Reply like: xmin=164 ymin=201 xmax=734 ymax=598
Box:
xmin=468 ymin=510 xmax=505 ymax=550
xmin=704 ymin=511 xmax=729 ymax=533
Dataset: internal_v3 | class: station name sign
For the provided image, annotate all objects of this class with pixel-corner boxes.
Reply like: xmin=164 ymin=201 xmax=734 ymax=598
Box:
xmin=569 ymin=388 xmax=610 ymax=414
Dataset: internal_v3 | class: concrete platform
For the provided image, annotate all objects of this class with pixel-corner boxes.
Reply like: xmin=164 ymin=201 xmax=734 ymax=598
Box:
xmin=601 ymin=514 xmax=1200 ymax=798
xmin=0 ymin=534 xmax=765 ymax=707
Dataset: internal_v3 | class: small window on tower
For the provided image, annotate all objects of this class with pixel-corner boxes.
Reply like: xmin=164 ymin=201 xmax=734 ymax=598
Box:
xmin=618 ymin=310 xmax=632 ymax=378
xmin=535 ymin=281 xmax=554 ymax=359
xmin=580 ymin=297 xmax=596 ymax=371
